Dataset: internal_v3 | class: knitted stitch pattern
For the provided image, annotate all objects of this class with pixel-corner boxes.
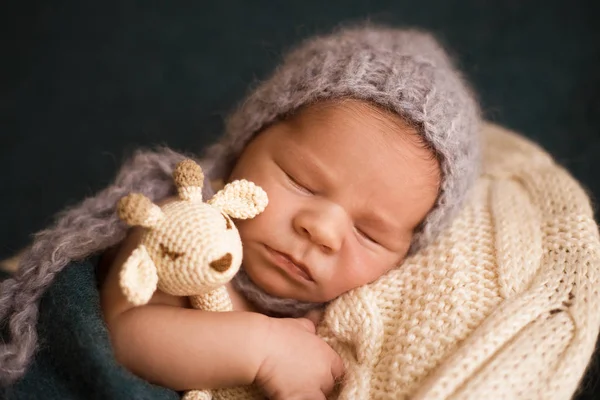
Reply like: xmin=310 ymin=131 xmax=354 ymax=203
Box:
xmin=317 ymin=122 xmax=600 ymax=400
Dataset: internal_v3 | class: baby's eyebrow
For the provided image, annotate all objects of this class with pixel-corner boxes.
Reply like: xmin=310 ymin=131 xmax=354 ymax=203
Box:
xmin=282 ymin=144 xmax=335 ymax=185
xmin=359 ymin=213 xmax=399 ymax=234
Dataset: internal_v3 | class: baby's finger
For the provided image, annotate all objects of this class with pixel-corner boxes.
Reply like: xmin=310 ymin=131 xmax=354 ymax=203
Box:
xmin=321 ymin=356 xmax=345 ymax=396
xmin=331 ymin=353 xmax=345 ymax=383
xmin=304 ymin=309 xmax=324 ymax=326
xmin=273 ymin=391 xmax=325 ymax=400
xmin=292 ymin=317 xmax=316 ymax=334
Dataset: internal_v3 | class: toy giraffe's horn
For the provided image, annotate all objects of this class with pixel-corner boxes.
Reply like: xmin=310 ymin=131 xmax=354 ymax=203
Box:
xmin=173 ymin=159 xmax=204 ymax=201
xmin=118 ymin=193 xmax=164 ymax=228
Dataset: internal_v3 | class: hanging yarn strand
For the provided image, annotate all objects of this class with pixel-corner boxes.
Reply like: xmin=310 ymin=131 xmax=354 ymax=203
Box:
xmin=0 ymin=148 xmax=205 ymax=386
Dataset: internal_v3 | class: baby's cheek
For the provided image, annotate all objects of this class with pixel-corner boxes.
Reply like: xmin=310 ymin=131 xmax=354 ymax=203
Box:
xmin=335 ymin=252 xmax=384 ymax=293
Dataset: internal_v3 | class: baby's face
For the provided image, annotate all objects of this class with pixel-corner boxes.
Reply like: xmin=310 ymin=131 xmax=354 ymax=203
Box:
xmin=228 ymin=100 xmax=440 ymax=302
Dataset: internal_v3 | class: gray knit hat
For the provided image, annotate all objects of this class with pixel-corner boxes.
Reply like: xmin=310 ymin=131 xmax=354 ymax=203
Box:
xmin=205 ymin=24 xmax=481 ymax=252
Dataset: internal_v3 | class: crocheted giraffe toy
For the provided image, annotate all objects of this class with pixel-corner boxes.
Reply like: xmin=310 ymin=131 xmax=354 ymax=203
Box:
xmin=117 ymin=159 xmax=267 ymax=400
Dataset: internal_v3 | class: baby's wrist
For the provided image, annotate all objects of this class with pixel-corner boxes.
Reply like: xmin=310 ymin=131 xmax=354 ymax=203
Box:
xmin=243 ymin=312 xmax=275 ymax=384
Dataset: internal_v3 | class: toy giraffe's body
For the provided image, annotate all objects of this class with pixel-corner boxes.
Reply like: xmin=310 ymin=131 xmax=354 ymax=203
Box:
xmin=189 ymin=285 xmax=232 ymax=313
xmin=117 ymin=159 xmax=267 ymax=400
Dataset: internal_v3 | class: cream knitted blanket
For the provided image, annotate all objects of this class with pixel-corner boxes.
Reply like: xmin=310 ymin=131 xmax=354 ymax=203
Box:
xmin=318 ymin=122 xmax=600 ymax=400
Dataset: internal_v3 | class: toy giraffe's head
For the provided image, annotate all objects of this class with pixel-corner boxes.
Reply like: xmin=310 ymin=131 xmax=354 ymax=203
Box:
xmin=117 ymin=159 xmax=268 ymax=306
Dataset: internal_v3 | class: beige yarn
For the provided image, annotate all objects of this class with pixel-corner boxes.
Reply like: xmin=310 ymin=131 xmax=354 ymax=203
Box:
xmin=316 ymin=122 xmax=600 ymax=400
xmin=117 ymin=159 xmax=267 ymax=400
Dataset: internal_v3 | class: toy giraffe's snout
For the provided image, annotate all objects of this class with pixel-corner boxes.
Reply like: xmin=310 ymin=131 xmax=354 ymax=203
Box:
xmin=210 ymin=253 xmax=232 ymax=272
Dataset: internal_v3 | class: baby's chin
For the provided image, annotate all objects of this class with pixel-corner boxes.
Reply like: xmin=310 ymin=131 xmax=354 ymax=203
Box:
xmin=243 ymin=258 xmax=336 ymax=299
xmin=245 ymin=265 xmax=320 ymax=301
xmin=232 ymin=268 xmax=326 ymax=318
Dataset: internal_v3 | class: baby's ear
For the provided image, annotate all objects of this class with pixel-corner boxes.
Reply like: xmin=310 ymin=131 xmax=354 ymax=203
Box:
xmin=118 ymin=193 xmax=164 ymax=228
xmin=119 ymin=245 xmax=158 ymax=306
xmin=208 ymin=180 xmax=268 ymax=219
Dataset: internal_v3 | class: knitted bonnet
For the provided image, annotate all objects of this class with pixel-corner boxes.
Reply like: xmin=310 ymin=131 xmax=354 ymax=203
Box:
xmin=204 ymin=24 xmax=481 ymax=252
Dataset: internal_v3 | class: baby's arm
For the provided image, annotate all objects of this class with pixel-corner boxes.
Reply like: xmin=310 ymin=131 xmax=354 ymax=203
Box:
xmin=107 ymin=306 xmax=268 ymax=390
xmin=100 ymin=228 xmax=343 ymax=397
xmin=100 ymin=228 xmax=267 ymax=390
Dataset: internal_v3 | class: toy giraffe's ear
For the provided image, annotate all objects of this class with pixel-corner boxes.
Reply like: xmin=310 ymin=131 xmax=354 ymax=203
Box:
xmin=118 ymin=193 xmax=164 ymax=228
xmin=173 ymin=159 xmax=204 ymax=202
xmin=119 ymin=245 xmax=158 ymax=306
xmin=208 ymin=180 xmax=268 ymax=219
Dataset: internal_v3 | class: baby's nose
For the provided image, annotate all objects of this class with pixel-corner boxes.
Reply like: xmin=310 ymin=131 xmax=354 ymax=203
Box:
xmin=209 ymin=253 xmax=232 ymax=272
xmin=293 ymin=203 xmax=347 ymax=253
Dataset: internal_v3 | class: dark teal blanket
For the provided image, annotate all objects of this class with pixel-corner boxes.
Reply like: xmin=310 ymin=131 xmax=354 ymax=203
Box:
xmin=0 ymin=261 xmax=178 ymax=400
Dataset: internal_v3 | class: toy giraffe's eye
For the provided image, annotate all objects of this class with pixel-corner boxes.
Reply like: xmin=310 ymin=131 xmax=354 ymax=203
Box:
xmin=221 ymin=212 xmax=232 ymax=230
xmin=159 ymin=243 xmax=184 ymax=261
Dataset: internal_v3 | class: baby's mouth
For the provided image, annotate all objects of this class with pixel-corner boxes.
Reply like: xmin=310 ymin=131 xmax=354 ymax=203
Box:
xmin=264 ymin=245 xmax=314 ymax=282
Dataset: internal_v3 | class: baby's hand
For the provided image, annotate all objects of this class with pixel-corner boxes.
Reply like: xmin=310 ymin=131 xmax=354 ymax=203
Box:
xmin=255 ymin=317 xmax=344 ymax=400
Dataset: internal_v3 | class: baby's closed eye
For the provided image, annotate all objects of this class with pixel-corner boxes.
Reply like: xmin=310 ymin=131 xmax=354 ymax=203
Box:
xmin=284 ymin=170 xmax=314 ymax=195
xmin=355 ymin=227 xmax=378 ymax=244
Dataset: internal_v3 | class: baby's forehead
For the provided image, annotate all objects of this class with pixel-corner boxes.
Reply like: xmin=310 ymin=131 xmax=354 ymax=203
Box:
xmin=265 ymin=105 xmax=440 ymax=223
xmin=284 ymin=100 xmax=436 ymax=166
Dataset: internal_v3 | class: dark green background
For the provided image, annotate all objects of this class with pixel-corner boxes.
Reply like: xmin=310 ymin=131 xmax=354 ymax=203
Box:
xmin=1 ymin=0 xmax=599 ymax=397
xmin=2 ymin=0 xmax=599 ymax=258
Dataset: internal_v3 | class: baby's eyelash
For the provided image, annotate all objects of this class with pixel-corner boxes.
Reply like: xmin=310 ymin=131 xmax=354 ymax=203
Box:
xmin=285 ymin=171 xmax=313 ymax=194
xmin=356 ymin=227 xmax=378 ymax=244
